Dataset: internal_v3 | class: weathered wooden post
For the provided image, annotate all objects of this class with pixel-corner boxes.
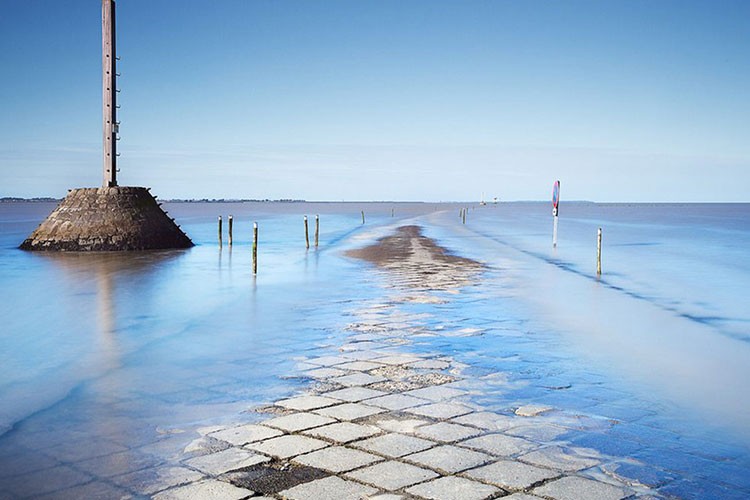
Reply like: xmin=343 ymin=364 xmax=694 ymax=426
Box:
xmin=314 ymin=215 xmax=319 ymax=247
xmin=361 ymin=210 xmax=365 ymax=224
xmin=218 ymin=216 xmax=223 ymax=246
xmin=252 ymin=222 xmax=258 ymax=275
xmin=597 ymin=227 xmax=602 ymax=275
xmin=102 ymin=0 xmax=118 ymax=187
xmin=304 ymin=215 xmax=310 ymax=249
xmin=462 ymin=208 xmax=466 ymax=224
xmin=228 ymin=215 xmax=233 ymax=246
xmin=391 ymin=208 xmax=395 ymax=217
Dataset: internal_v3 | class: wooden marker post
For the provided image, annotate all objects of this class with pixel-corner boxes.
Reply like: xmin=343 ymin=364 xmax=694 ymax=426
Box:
xmin=314 ymin=215 xmax=319 ymax=247
xmin=361 ymin=210 xmax=365 ymax=224
xmin=391 ymin=208 xmax=394 ymax=217
xmin=552 ymin=180 xmax=561 ymax=248
xmin=462 ymin=208 xmax=466 ymax=224
xmin=228 ymin=215 xmax=233 ymax=246
xmin=304 ymin=216 xmax=310 ymax=249
xmin=597 ymin=227 xmax=602 ymax=275
xmin=218 ymin=216 xmax=223 ymax=246
xmin=252 ymin=222 xmax=258 ymax=275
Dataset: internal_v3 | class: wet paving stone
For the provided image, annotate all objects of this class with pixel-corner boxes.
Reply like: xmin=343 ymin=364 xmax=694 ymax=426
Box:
xmin=208 ymin=423 xmax=284 ymax=446
xmin=464 ymin=459 xmax=559 ymax=490
xmin=261 ymin=412 xmax=337 ymax=432
xmin=404 ymin=444 xmax=493 ymax=473
xmin=223 ymin=461 xmax=329 ymax=495
xmin=292 ymin=445 xmax=383 ymax=473
xmin=279 ymin=475 xmax=378 ymax=500
xmin=519 ymin=446 xmax=600 ymax=472
xmin=353 ymin=432 xmax=437 ymax=458
xmin=532 ymin=475 xmax=631 ymax=500
xmin=458 ymin=432 xmax=537 ymax=457
xmin=153 ymin=478 xmax=253 ymax=500
xmin=111 ymin=465 xmax=204 ymax=496
xmin=345 ymin=459 xmax=439 ymax=490
xmin=184 ymin=447 xmax=269 ymax=475
xmin=246 ymin=435 xmax=329 ymax=460
xmin=314 ymin=402 xmax=387 ymax=421
xmin=302 ymin=421 xmax=382 ymax=443
xmin=406 ymin=475 xmax=501 ymax=500
xmin=413 ymin=421 xmax=482 ymax=442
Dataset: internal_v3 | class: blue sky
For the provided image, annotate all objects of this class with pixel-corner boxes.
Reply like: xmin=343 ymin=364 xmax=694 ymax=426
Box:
xmin=1 ymin=0 xmax=748 ymax=201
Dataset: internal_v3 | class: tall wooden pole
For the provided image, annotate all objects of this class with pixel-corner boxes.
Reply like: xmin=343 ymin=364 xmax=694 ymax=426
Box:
xmin=102 ymin=0 xmax=118 ymax=187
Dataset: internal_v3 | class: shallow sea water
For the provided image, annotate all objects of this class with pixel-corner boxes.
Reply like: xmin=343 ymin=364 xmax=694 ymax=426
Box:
xmin=0 ymin=200 xmax=748 ymax=498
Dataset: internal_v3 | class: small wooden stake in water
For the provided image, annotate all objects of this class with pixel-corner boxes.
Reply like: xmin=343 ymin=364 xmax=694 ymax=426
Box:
xmin=314 ymin=215 xmax=319 ymax=247
xmin=228 ymin=215 xmax=233 ymax=246
xmin=304 ymin=215 xmax=310 ymax=249
xmin=462 ymin=208 xmax=466 ymax=225
xmin=391 ymin=208 xmax=395 ymax=217
xmin=361 ymin=210 xmax=365 ymax=224
xmin=597 ymin=227 xmax=602 ymax=275
xmin=218 ymin=216 xmax=223 ymax=246
xmin=252 ymin=222 xmax=258 ymax=275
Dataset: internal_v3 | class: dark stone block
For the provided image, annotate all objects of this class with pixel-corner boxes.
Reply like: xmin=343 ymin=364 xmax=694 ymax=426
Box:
xmin=20 ymin=187 xmax=193 ymax=251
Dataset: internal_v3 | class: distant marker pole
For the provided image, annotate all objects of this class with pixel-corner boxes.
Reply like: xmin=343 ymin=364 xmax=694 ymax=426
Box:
xmin=361 ymin=210 xmax=365 ymax=224
xmin=462 ymin=208 xmax=466 ymax=224
xmin=552 ymin=180 xmax=561 ymax=248
xmin=597 ymin=227 xmax=602 ymax=275
xmin=228 ymin=215 xmax=233 ymax=246
xmin=218 ymin=216 xmax=223 ymax=247
xmin=252 ymin=222 xmax=258 ymax=275
xmin=391 ymin=208 xmax=394 ymax=217
xmin=304 ymin=215 xmax=310 ymax=249
xmin=314 ymin=215 xmax=319 ymax=247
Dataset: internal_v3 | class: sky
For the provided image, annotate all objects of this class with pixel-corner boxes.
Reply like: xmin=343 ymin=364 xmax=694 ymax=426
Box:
xmin=1 ymin=0 xmax=749 ymax=202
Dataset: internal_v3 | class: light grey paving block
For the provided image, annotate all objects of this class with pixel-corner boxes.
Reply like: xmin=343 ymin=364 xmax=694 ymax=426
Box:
xmin=306 ymin=355 xmax=350 ymax=367
xmin=408 ymin=359 xmax=451 ymax=370
xmin=153 ymin=479 xmax=253 ymax=500
xmin=367 ymin=393 xmax=430 ymax=411
xmin=375 ymin=354 xmax=424 ymax=365
xmin=184 ymin=447 xmax=268 ymax=475
xmin=246 ymin=434 xmax=329 ymax=459
xmin=315 ymin=402 xmax=386 ymax=421
xmin=261 ymin=412 xmax=336 ymax=432
xmin=464 ymin=459 xmax=558 ymax=490
xmin=346 ymin=460 xmax=439 ymax=490
xmin=406 ymin=475 xmax=500 ymax=500
xmin=303 ymin=421 xmax=382 ymax=443
xmin=505 ymin=423 xmax=569 ymax=442
xmin=369 ymin=495 xmax=405 ymax=500
xmin=375 ymin=418 xmax=430 ymax=434
xmin=452 ymin=411 xmax=518 ymax=431
xmin=336 ymin=360 xmax=383 ymax=371
xmin=515 ymin=404 xmax=553 ymax=417
xmin=112 ymin=466 xmax=204 ymax=495
xmin=208 ymin=423 xmax=283 ymax=446
xmin=532 ymin=476 xmax=630 ymax=500
xmin=405 ymin=386 xmax=467 ymax=402
xmin=520 ymin=446 xmax=600 ymax=472
xmin=292 ymin=445 xmax=383 ymax=473
xmin=276 ymin=395 xmax=341 ymax=411
xmin=305 ymin=367 xmax=348 ymax=379
xmin=353 ymin=432 xmax=436 ymax=457
xmin=503 ymin=494 xmax=544 ymax=500
xmin=323 ymin=386 xmax=387 ymax=402
xmin=405 ymin=402 xmax=474 ymax=420
xmin=459 ymin=433 xmax=537 ymax=457
xmin=341 ymin=350 xmax=383 ymax=361
xmin=333 ymin=372 xmax=387 ymax=387
xmin=280 ymin=475 xmax=377 ymax=500
xmin=405 ymin=444 xmax=492 ymax=473
xmin=414 ymin=422 xmax=482 ymax=442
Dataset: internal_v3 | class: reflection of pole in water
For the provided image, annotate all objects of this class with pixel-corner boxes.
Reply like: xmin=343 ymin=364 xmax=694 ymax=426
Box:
xmin=96 ymin=257 xmax=120 ymax=365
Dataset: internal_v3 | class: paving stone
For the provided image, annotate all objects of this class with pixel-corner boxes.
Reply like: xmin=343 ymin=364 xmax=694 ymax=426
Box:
xmin=520 ymin=446 xmax=600 ymax=472
xmin=261 ymin=412 xmax=336 ymax=432
xmin=408 ymin=359 xmax=451 ymax=370
xmin=280 ymin=475 xmax=377 ymax=500
xmin=406 ymin=402 xmax=474 ymax=420
xmin=323 ymin=386 xmax=388 ymax=402
xmin=375 ymin=354 xmax=425 ymax=365
xmin=184 ymin=447 xmax=269 ymax=475
xmin=336 ymin=360 xmax=383 ymax=371
xmin=515 ymin=404 xmax=553 ymax=417
xmin=503 ymin=494 xmax=545 ymax=500
xmin=505 ymin=423 xmax=569 ymax=442
xmin=153 ymin=479 xmax=253 ymax=500
xmin=112 ymin=466 xmax=204 ymax=495
xmin=306 ymin=356 xmax=350 ymax=367
xmin=532 ymin=475 xmax=630 ymax=500
xmin=405 ymin=386 xmax=467 ymax=401
xmin=367 ymin=393 xmax=430 ymax=411
xmin=464 ymin=459 xmax=559 ymax=490
xmin=408 ymin=441 xmax=494 ymax=472
xmin=458 ymin=433 xmax=537 ymax=457
xmin=414 ymin=422 xmax=482 ymax=442
xmin=341 ymin=350 xmax=384 ymax=361
xmin=333 ymin=372 xmax=387 ymax=387
xmin=302 ymin=421 xmax=382 ymax=443
xmin=353 ymin=433 xmax=436 ymax=457
xmin=208 ymin=424 xmax=283 ymax=446
xmin=276 ymin=395 xmax=341 ymax=411
xmin=314 ymin=402 xmax=386 ymax=421
xmin=375 ymin=417 xmax=431 ymax=434
xmin=369 ymin=495 xmax=405 ymax=500
xmin=247 ymin=435 xmax=329 ymax=459
xmin=292 ymin=445 xmax=383 ymax=473
xmin=452 ymin=412 xmax=518 ymax=431
xmin=406 ymin=475 xmax=501 ymax=500
xmin=346 ymin=460 xmax=439 ymax=490
xmin=304 ymin=367 xmax=348 ymax=379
